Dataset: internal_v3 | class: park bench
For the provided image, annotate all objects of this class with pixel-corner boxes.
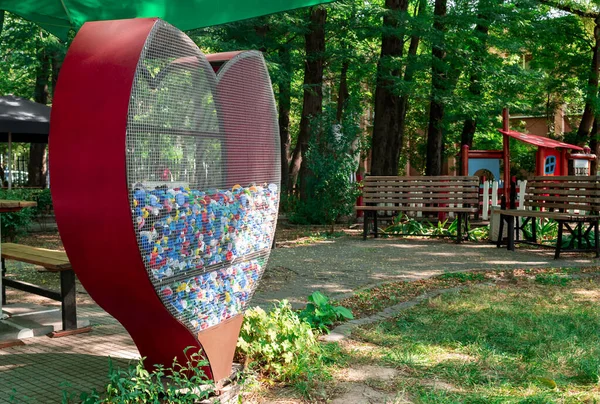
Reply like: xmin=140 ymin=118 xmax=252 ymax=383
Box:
xmin=357 ymin=176 xmax=480 ymax=242
xmin=497 ymin=176 xmax=600 ymax=259
xmin=1 ymin=243 xmax=87 ymax=336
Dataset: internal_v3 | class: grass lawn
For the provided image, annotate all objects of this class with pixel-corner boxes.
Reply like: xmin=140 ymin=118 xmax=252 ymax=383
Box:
xmin=348 ymin=277 xmax=600 ymax=403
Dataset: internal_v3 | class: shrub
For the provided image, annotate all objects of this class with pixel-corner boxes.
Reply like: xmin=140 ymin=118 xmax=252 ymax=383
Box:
xmin=237 ymin=300 xmax=337 ymax=398
xmin=298 ymin=291 xmax=354 ymax=333
xmin=0 ymin=188 xmax=37 ymax=241
xmin=73 ymin=349 xmax=213 ymax=403
xmin=290 ymin=109 xmax=363 ymax=226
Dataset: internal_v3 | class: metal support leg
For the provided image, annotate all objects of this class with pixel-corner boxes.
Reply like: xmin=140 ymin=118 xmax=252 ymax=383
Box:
xmin=60 ymin=270 xmax=77 ymax=331
xmin=595 ymin=220 xmax=599 ymax=258
xmin=373 ymin=212 xmax=379 ymax=238
xmin=1 ymin=258 xmax=5 ymax=305
xmin=507 ymin=216 xmax=515 ymax=251
xmin=555 ymin=221 xmax=563 ymax=259
xmin=497 ymin=215 xmax=505 ymax=248
xmin=531 ymin=217 xmax=537 ymax=243
xmin=456 ymin=213 xmax=463 ymax=244
xmin=363 ymin=211 xmax=369 ymax=240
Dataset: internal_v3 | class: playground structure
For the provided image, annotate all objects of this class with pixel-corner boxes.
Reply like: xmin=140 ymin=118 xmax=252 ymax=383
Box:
xmin=462 ymin=108 xmax=597 ymax=205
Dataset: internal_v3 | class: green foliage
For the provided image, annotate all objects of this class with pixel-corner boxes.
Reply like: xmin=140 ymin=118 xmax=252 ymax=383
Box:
xmin=438 ymin=271 xmax=487 ymax=283
xmin=298 ymin=291 xmax=354 ymax=333
xmin=69 ymin=349 xmax=213 ymax=403
xmin=353 ymin=279 xmax=600 ymax=401
xmin=290 ymin=110 xmax=363 ymax=225
xmin=237 ymin=301 xmax=336 ymax=399
xmin=535 ymin=273 xmax=572 ymax=286
xmin=0 ymin=188 xmax=37 ymax=241
xmin=522 ymin=217 xmax=559 ymax=242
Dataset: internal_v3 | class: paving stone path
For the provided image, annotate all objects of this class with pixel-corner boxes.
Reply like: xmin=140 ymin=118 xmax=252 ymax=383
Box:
xmin=1 ymin=236 xmax=597 ymax=403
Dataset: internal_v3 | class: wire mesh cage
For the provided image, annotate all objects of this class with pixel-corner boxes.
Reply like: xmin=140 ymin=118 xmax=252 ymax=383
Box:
xmin=126 ymin=21 xmax=280 ymax=333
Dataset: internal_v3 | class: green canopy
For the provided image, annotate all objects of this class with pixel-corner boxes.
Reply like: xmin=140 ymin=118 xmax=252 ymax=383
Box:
xmin=0 ymin=0 xmax=334 ymax=39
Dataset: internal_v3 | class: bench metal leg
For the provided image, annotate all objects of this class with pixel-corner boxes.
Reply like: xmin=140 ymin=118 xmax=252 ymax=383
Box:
xmin=507 ymin=216 xmax=515 ymax=251
xmin=555 ymin=221 xmax=564 ymax=259
xmin=594 ymin=220 xmax=600 ymax=258
xmin=1 ymin=258 xmax=5 ymax=305
xmin=60 ymin=270 xmax=77 ymax=331
xmin=497 ymin=215 xmax=505 ymax=248
xmin=456 ymin=213 xmax=463 ymax=244
xmin=373 ymin=212 xmax=378 ymax=238
xmin=363 ymin=212 xmax=369 ymax=240
xmin=531 ymin=217 xmax=537 ymax=243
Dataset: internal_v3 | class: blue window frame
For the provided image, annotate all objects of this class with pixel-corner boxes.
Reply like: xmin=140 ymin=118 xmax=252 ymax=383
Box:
xmin=544 ymin=156 xmax=556 ymax=175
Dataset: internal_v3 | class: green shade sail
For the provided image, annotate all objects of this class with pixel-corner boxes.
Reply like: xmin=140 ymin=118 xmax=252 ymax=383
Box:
xmin=0 ymin=0 xmax=335 ymax=39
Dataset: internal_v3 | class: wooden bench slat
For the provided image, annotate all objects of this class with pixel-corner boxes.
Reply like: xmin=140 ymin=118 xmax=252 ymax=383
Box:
xmin=526 ymin=195 xmax=600 ymax=204
xmin=363 ymin=191 xmax=479 ymax=197
xmin=524 ymin=201 xmax=597 ymax=211
xmin=356 ymin=206 xmax=478 ymax=212
xmin=1 ymin=243 xmax=71 ymax=271
xmin=528 ymin=182 xmax=600 ymax=189
xmin=364 ymin=175 xmax=478 ymax=181
xmin=528 ymin=188 xmax=599 ymax=196
xmin=363 ymin=181 xmax=478 ymax=187
xmin=363 ymin=198 xmax=480 ymax=204
xmin=500 ymin=209 xmax=599 ymax=221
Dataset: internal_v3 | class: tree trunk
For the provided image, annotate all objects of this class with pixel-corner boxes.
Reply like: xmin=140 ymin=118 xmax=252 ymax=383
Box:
xmin=278 ymin=47 xmax=292 ymax=193
xmin=397 ymin=0 xmax=425 ymax=152
xmin=426 ymin=0 xmax=448 ymax=176
xmin=370 ymin=0 xmax=409 ymax=176
xmin=291 ymin=6 xmax=326 ymax=200
xmin=591 ymin=115 xmax=599 ymax=175
xmin=29 ymin=47 xmax=50 ymax=188
xmin=577 ymin=16 xmax=600 ymax=142
xmin=460 ymin=3 xmax=491 ymax=153
xmin=336 ymin=60 xmax=350 ymax=122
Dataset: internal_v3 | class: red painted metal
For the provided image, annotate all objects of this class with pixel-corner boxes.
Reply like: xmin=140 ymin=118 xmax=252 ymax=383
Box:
xmin=49 ymin=19 xmax=210 ymax=378
xmin=502 ymin=108 xmax=511 ymax=204
xmin=461 ymin=144 xmax=469 ymax=175
xmin=467 ymin=150 xmax=504 ymax=160
xmin=499 ymin=129 xmax=583 ymax=151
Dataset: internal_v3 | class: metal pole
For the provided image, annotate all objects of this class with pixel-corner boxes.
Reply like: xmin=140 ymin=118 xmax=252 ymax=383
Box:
xmin=8 ymin=132 xmax=12 ymax=190
xmin=502 ymin=108 xmax=510 ymax=204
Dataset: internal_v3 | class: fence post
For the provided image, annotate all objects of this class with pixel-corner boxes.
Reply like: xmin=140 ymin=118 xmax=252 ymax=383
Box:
xmin=492 ymin=180 xmax=499 ymax=207
xmin=483 ymin=180 xmax=490 ymax=220
xmin=517 ymin=180 xmax=526 ymax=210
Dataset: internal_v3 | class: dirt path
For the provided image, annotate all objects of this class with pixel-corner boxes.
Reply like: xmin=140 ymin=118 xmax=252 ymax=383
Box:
xmin=253 ymin=236 xmax=598 ymax=308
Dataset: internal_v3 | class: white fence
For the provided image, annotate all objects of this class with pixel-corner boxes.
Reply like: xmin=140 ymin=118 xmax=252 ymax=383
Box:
xmin=480 ymin=180 xmax=527 ymax=220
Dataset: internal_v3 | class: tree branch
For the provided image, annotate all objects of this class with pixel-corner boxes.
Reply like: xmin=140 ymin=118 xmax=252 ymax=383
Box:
xmin=538 ymin=0 xmax=598 ymax=18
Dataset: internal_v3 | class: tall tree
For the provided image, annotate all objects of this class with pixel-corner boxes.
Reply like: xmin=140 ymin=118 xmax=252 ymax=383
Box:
xmin=289 ymin=6 xmax=327 ymax=198
xmin=426 ymin=0 xmax=448 ymax=176
xmin=29 ymin=40 xmax=50 ymax=188
xmin=539 ymin=0 xmax=600 ymax=143
xmin=370 ymin=0 xmax=409 ymax=176
xmin=460 ymin=0 xmax=493 ymax=150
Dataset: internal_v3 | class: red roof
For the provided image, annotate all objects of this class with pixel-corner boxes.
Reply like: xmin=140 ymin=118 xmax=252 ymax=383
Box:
xmin=498 ymin=129 xmax=583 ymax=151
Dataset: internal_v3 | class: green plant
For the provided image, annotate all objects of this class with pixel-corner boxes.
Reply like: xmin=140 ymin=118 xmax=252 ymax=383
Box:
xmin=75 ymin=348 xmax=213 ymax=403
xmin=522 ymin=217 xmax=559 ymax=242
xmin=385 ymin=214 xmax=427 ymax=236
xmin=469 ymin=224 xmax=489 ymax=241
xmin=0 ymin=189 xmax=36 ymax=241
xmin=237 ymin=300 xmax=336 ymax=399
xmin=438 ymin=271 xmax=487 ymax=282
xmin=289 ymin=109 xmax=363 ymax=227
xmin=535 ymin=273 xmax=572 ymax=286
xmin=298 ymin=291 xmax=354 ymax=333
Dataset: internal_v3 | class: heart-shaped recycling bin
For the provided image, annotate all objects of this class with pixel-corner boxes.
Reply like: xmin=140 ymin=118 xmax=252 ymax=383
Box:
xmin=50 ymin=18 xmax=280 ymax=382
